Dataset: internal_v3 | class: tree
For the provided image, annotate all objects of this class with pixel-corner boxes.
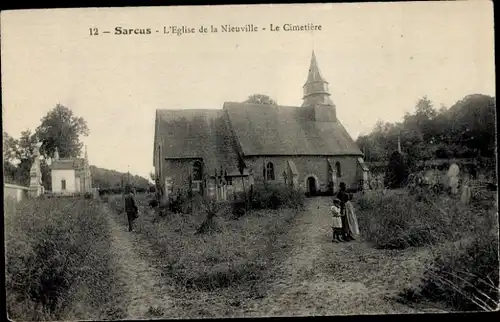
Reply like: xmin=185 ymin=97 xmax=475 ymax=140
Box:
xmin=35 ymin=104 xmax=89 ymax=159
xmin=3 ymin=132 xmax=19 ymax=184
xmin=358 ymin=94 xmax=496 ymax=164
xmin=384 ymin=151 xmax=409 ymax=189
xmin=40 ymin=159 xmax=52 ymax=191
xmin=15 ymin=130 xmax=38 ymax=161
xmin=8 ymin=130 xmax=39 ymax=186
xmin=3 ymin=132 xmax=19 ymax=163
xmin=244 ymin=94 xmax=277 ymax=105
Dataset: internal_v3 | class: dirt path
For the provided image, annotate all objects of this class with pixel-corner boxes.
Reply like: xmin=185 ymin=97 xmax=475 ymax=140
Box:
xmin=104 ymin=198 xmax=443 ymax=318
xmin=238 ymin=197 xmax=433 ymax=316
xmin=105 ymin=205 xmax=179 ymax=319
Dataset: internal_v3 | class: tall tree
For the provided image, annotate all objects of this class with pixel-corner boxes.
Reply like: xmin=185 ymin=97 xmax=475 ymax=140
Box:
xmin=3 ymin=132 xmax=19 ymax=184
xmin=3 ymin=132 xmax=19 ymax=163
xmin=244 ymin=94 xmax=277 ymax=105
xmin=35 ymin=104 xmax=89 ymax=159
xmin=12 ymin=130 xmax=39 ymax=186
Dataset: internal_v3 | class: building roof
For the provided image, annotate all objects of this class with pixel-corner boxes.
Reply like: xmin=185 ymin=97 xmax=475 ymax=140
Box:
xmin=51 ymin=158 xmax=85 ymax=170
xmin=155 ymin=109 xmax=241 ymax=174
xmin=223 ymin=102 xmax=363 ymax=156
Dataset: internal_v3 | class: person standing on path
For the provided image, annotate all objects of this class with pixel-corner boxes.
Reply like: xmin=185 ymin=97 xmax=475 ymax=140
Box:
xmin=124 ymin=187 xmax=139 ymax=232
xmin=331 ymin=198 xmax=344 ymax=242
xmin=335 ymin=182 xmax=354 ymax=241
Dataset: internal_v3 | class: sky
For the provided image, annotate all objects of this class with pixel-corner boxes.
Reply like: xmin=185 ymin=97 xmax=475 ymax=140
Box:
xmin=1 ymin=2 xmax=495 ymax=179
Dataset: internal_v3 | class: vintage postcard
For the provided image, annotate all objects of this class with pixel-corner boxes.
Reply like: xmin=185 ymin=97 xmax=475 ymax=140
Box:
xmin=2 ymin=1 xmax=498 ymax=320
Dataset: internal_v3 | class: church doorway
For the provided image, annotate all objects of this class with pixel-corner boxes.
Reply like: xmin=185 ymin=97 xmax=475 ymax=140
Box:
xmin=306 ymin=176 xmax=317 ymax=197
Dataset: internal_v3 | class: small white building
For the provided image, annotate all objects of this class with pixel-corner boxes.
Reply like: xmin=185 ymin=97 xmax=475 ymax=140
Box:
xmin=50 ymin=147 xmax=93 ymax=195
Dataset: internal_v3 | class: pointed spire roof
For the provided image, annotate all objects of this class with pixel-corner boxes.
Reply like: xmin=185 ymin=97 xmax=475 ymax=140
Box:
xmin=305 ymin=50 xmax=328 ymax=84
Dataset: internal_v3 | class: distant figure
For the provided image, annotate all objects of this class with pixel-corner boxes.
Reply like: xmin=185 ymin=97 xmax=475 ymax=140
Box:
xmin=124 ymin=188 xmax=139 ymax=232
xmin=331 ymin=198 xmax=344 ymax=242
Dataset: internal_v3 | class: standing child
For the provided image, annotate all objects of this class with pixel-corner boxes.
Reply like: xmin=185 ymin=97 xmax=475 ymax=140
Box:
xmin=331 ymin=198 xmax=344 ymax=242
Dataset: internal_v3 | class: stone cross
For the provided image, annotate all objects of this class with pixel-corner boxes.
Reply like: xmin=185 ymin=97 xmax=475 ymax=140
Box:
xmin=29 ymin=141 xmax=44 ymax=197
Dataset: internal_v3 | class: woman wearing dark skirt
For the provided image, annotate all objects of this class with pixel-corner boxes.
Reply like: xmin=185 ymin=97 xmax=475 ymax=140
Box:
xmin=336 ymin=182 xmax=355 ymax=241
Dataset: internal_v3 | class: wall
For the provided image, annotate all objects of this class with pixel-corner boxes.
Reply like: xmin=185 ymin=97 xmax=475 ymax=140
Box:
xmin=162 ymin=159 xmax=197 ymax=193
xmin=52 ymin=169 xmax=77 ymax=194
xmin=245 ymin=155 xmax=361 ymax=192
xmin=161 ymin=158 xmax=253 ymax=199
xmin=4 ymin=183 xmax=29 ymax=203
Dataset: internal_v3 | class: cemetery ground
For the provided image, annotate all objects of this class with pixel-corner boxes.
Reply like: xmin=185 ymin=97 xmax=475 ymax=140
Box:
xmin=5 ymin=185 xmax=499 ymax=320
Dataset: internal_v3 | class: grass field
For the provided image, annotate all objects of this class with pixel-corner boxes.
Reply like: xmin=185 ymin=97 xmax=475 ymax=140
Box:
xmin=5 ymin=184 xmax=498 ymax=319
xmin=5 ymin=197 xmax=126 ymax=321
xmin=106 ymin=192 xmax=304 ymax=316
xmin=355 ymin=187 xmax=499 ymax=311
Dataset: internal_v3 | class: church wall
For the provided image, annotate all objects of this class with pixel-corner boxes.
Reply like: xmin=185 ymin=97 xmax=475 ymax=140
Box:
xmin=245 ymin=155 xmax=360 ymax=192
xmin=161 ymin=158 xmax=253 ymax=199
xmin=162 ymin=159 xmax=192 ymax=194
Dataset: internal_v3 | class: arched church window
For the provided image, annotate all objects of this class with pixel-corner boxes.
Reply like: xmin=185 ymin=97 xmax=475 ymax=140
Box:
xmin=266 ymin=162 xmax=275 ymax=181
xmin=193 ymin=161 xmax=203 ymax=181
xmin=335 ymin=161 xmax=342 ymax=177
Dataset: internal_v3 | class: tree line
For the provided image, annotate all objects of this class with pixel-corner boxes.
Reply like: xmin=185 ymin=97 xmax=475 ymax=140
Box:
xmin=356 ymin=93 xmax=496 ymax=170
xmin=3 ymin=103 xmax=150 ymax=191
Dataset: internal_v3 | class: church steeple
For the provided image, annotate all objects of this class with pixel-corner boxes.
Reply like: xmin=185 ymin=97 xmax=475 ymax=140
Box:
xmin=302 ymin=50 xmax=334 ymax=107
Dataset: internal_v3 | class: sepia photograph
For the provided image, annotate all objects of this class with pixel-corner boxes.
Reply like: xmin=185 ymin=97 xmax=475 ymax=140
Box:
xmin=2 ymin=1 xmax=498 ymax=320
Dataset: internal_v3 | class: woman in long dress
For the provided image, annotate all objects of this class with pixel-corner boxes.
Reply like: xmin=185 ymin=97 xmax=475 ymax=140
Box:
xmin=336 ymin=182 xmax=360 ymax=241
xmin=345 ymin=201 xmax=360 ymax=239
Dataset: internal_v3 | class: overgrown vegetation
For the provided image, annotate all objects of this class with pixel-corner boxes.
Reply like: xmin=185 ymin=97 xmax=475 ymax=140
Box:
xmin=5 ymin=198 xmax=124 ymax=320
xmin=107 ymin=191 xmax=299 ymax=293
xmin=250 ymin=183 xmax=306 ymax=211
xmin=356 ymin=188 xmax=499 ymax=311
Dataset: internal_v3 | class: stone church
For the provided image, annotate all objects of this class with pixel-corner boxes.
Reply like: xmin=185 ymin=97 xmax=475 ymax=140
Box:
xmin=153 ymin=51 xmax=369 ymax=200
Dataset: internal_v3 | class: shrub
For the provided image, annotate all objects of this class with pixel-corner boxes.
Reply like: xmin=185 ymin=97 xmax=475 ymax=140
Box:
xmin=401 ymin=228 xmax=499 ymax=311
xmin=232 ymin=200 xmax=247 ymax=218
xmin=250 ymin=183 xmax=305 ymax=210
xmin=358 ymin=188 xmax=499 ymax=311
xmin=356 ymin=189 xmax=491 ymax=249
xmin=196 ymin=198 xmax=226 ymax=235
xmin=5 ymin=198 xmax=120 ymax=320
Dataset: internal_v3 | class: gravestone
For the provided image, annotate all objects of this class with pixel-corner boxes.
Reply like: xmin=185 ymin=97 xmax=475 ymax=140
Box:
xmin=447 ymin=163 xmax=460 ymax=195
xmin=460 ymin=183 xmax=471 ymax=204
